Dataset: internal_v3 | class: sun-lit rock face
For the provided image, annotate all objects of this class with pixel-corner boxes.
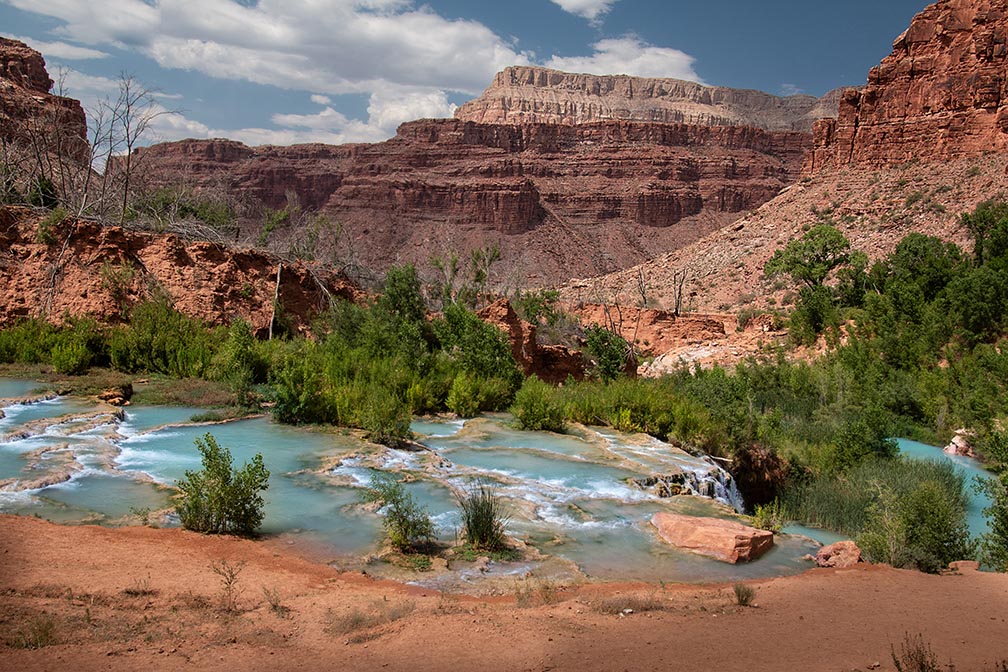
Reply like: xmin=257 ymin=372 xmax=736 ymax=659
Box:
xmin=455 ymin=66 xmax=842 ymax=132
xmin=0 ymin=37 xmax=87 ymax=147
xmin=805 ymin=0 xmax=1008 ymax=172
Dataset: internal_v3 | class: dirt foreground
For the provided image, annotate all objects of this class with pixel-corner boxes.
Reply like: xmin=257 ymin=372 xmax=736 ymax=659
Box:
xmin=1 ymin=514 xmax=1006 ymax=672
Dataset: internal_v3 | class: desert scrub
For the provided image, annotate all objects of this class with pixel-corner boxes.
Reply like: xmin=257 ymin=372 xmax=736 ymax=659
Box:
xmin=175 ymin=433 xmax=270 ymax=536
xmin=363 ymin=473 xmax=434 ymax=552
xmin=456 ymin=481 xmax=508 ymax=552
xmin=733 ymin=583 xmax=755 ymax=606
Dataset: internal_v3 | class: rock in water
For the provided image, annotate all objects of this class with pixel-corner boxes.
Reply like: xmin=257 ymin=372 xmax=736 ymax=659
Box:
xmin=815 ymin=541 xmax=862 ymax=568
xmin=650 ymin=512 xmax=774 ymax=564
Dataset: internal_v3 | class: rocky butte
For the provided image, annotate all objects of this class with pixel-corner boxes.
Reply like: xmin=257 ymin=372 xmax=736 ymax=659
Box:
xmin=128 ymin=69 xmax=835 ymax=286
xmin=455 ymin=65 xmax=843 ymax=132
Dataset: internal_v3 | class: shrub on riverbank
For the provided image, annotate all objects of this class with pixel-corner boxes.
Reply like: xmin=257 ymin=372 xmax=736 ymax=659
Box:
xmin=782 ymin=458 xmax=974 ymax=572
xmin=457 ymin=481 xmax=508 ymax=552
xmin=175 ymin=433 xmax=270 ymax=536
xmin=363 ymin=474 xmax=434 ymax=552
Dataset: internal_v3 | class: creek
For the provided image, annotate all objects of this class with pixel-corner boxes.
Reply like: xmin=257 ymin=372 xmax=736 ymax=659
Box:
xmin=7 ymin=380 xmax=987 ymax=585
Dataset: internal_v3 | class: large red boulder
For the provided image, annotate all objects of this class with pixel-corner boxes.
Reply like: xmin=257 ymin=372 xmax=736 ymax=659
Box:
xmin=815 ymin=541 xmax=862 ymax=568
xmin=650 ymin=512 xmax=774 ymax=564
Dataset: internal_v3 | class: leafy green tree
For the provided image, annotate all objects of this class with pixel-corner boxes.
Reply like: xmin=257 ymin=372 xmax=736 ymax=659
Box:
xmin=962 ymin=200 xmax=1008 ymax=266
xmin=175 ymin=433 xmax=270 ymax=536
xmin=764 ymin=224 xmax=853 ymax=289
xmin=584 ymin=324 xmax=631 ymax=382
xmin=434 ymin=303 xmax=522 ymax=391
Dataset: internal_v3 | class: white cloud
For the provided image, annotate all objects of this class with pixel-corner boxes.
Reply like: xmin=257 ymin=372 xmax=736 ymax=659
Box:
xmin=550 ymin=0 xmax=617 ymax=22
xmin=546 ymin=36 xmax=703 ymax=82
xmin=779 ymin=83 xmax=803 ymax=96
xmin=310 ymin=94 xmax=331 ymax=105
xmin=10 ymin=35 xmax=108 ymax=60
xmin=9 ymin=0 xmax=531 ymax=96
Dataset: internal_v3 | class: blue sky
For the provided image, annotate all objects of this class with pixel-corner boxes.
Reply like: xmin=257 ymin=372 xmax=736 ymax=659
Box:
xmin=0 ymin=0 xmax=926 ymax=147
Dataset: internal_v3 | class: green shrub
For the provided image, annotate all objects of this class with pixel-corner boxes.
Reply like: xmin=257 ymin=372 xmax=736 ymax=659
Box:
xmin=175 ymin=433 xmax=270 ymax=536
xmin=457 ymin=481 xmax=508 ymax=552
xmin=363 ymin=474 xmax=434 ymax=552
xmin=212 ymin=319 xmax=260 ymax=405
xmin=733 ymin=583 xmax=755 ymax=606
xmin=512 ymin=376 xmax=566 ymax=432
xmin=785 ymin=458 xmax=974 ymax=572
xmin=362 ymin=386 xmax=413 ymax=447
xmin=50 ymin=338 xmax=91 ymax=375
xmin=752 ymin=500 xmax=784 ymax=533
xmin=35 ymin=206 xmax=67 ymax=244
xmin=980 ymin=472 xmax=1008 ymax=571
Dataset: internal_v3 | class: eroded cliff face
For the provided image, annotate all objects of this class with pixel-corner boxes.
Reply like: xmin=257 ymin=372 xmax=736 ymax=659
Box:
xmin=805 ymin=0 xmax=1008 ymax=171
xmin=0 ymin=206 xmax=361 ymax=335
xmin=134 ymin=119 xmax=809 ymax=284
xmin=455 ymin=66 xmax=842 ymax=133
xmin=0 ymin=37 xmax=87 ymax=147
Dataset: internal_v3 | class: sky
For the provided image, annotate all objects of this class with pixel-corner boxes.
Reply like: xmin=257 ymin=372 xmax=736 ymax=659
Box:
xmin=0 ymin=0 xmax=928 ymax=148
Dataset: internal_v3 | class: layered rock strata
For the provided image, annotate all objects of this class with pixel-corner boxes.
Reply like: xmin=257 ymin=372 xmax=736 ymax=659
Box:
xmin=805 ymin=0 xmax=1008 ymax=171
xmin=456 ymin=66 xmax=842 ymax=132
xmin=133 ymin=119 xmax=809 ymax=285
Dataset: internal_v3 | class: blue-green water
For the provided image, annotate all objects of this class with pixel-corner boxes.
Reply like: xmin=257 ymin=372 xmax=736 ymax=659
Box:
xmin=0 ymin=380 xmax=827 ymax=583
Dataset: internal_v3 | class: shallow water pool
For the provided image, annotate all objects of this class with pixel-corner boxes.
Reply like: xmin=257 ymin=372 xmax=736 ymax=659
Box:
xmin=0 ymin=380 xmax=824 ymax=583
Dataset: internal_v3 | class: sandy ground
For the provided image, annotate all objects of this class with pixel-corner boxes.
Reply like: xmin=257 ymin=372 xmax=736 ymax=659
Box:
xmin=1 ymin=514 xmax=1007 ymax=672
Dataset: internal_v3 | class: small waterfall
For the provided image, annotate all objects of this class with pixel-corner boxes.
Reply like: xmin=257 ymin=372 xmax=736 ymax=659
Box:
xmin=680 ymin=459 xmax=745 ymax=513
xmin=633 ymin=458 xmax=746 ymax=513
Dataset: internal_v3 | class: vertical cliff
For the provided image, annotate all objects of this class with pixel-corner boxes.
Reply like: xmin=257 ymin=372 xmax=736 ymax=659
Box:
xmin=805 ymin=0 xmax=1008 ymax=172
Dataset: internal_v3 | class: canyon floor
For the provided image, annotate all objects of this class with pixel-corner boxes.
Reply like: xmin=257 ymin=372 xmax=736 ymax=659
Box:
xmin=1 ymin=515 xmax=1006 ymax=672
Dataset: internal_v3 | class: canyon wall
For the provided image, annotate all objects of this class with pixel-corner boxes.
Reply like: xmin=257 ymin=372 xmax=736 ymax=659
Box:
xmin=805 ymin=0 xmax=1008 ymax=171
xmin=456 ymin=66 xmax=842 ymax=132
xmin=133 ymin=119 xmax=810 ymax=285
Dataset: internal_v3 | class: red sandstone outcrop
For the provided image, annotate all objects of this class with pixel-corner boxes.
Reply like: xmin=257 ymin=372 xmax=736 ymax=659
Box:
xmin=0 ymin=205 xmax=361 ymax=335
xmin=805 ymin=0 xmax=1008 ymax=172
xmin=476 ymin=298 xmax=586 ymax=384
xmin=457 ymin=66 xmax=842 ymax=133
xmin=133 ymin=119 xmax=808 ymax=286
xmin=0 ymin=37 xmax=87 ymax=149
xmin=650 ymin=512 xmax=774 ymax=563
xmin=567 ymin=303 xmax=726 ymax=355
xmin=814 ymin=541 xmax=862 ymax=568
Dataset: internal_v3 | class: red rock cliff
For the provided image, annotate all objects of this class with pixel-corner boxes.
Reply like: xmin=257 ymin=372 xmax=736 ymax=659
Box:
xmin=805 ymin=0 xmax=1008 ymax=172
xmin=0 ymin=37 xmax=87 ymax=147
xmin=456 ymin=66 xmax=842 ymax=133
xmin=134 ymin=118 xmax=809 ymax=285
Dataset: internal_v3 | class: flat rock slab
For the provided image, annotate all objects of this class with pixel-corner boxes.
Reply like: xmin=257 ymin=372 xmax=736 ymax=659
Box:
xmin=651 ymin=512 xmax=774 ymax=564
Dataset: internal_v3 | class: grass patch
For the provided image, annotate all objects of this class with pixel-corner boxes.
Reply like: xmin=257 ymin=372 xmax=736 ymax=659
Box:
xmin=325 ymin=600 xmax=415 ymax=641
xmin=456 ymin=481 xmax=508 ymax=552
xmin=122 ymin=575 xmax=158 ymax=597
xmin=8 ymin=614 xmax=58 ymax=649
xmin=262 ymin=586 xmax=290 ymax=617
xmin=131 ymin=377 xmax=236 ymax=407
xmin=595 ymin=592 xmax=669 ymax=615
xmin=513 ymin=578 xmax=562 ymax=608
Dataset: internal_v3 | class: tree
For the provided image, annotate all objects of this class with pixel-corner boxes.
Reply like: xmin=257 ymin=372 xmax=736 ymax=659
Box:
xmin=962 ymin=200 xmax=1008 ymax=267
xmin=764 ymin=224 xmax=853 ymax=288
xmin=175 ymin=433 xmax=270 ymax=536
